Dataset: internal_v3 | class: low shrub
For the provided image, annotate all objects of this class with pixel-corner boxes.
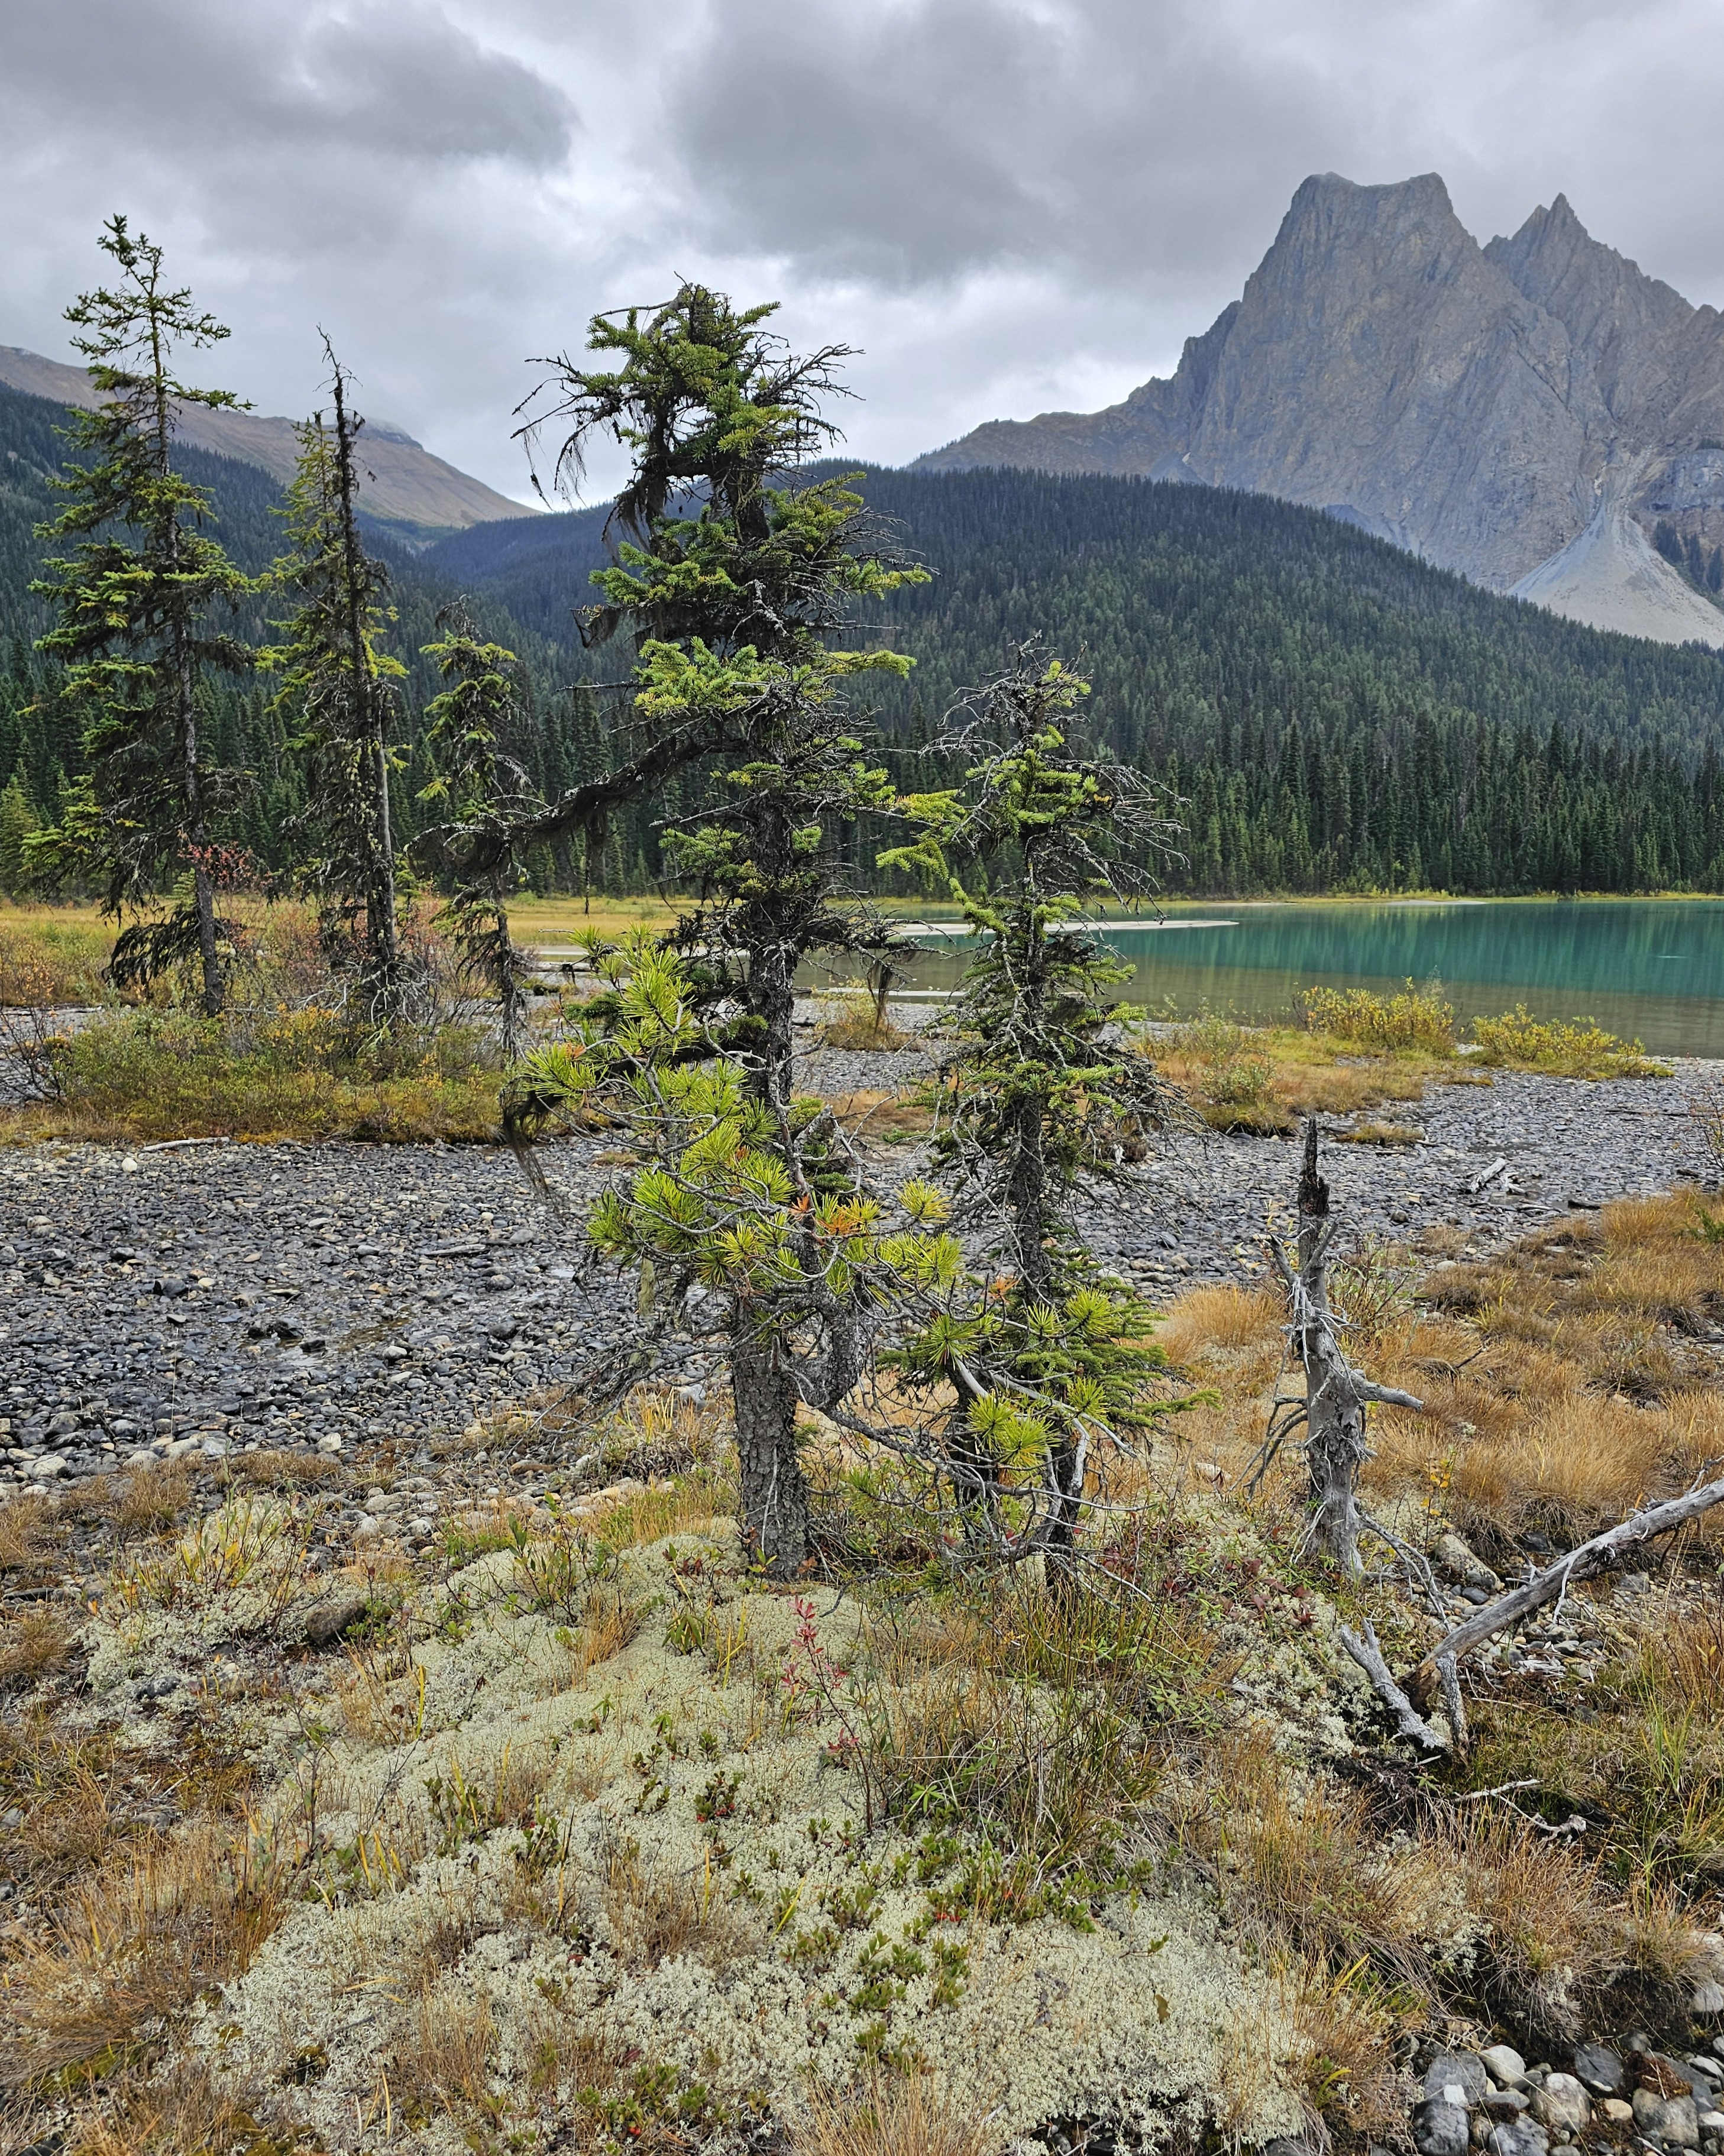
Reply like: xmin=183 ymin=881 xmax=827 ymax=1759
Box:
xmin=0 ymin=907 xmax=118 ymax=1006
xmin=1162 ymin=1012 xmax=1288 ymax=1132
xmin=1470 ymin=1005 xmax=1668 ymax=1079
xmin=821 ymin=1004 xmax=915 ymax=1052
xmin=1302 ymin=980 xmax=1455 ymax=1054
xmin=14 ymin=1005 xmax=503 ymax=1142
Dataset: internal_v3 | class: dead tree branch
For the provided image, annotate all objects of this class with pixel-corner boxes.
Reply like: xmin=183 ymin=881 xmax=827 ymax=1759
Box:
xmin=1338 ymin=1618 xmax=1446 ymax=1750
xmin=1405 ymin=1472 xmax=1724 ymax=1707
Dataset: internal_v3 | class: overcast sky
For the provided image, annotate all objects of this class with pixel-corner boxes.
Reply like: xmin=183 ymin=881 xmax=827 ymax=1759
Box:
xmin=2 ymin=0 xmax=1720 ymax=505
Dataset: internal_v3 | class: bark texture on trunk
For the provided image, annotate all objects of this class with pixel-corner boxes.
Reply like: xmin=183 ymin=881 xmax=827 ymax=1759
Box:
xmin=1291 ymin=1119 xmax=1367 ymax=1572
xmin=1267 ymin=1122 xmax=1425 ymax=1575
xmin=156 ymin=344 xmax=223 ymax=1022
xmin=730 ymin=1318 xmax=809 ymax=1578
xmin=329 ymin=361 xmax=399 ymax=1007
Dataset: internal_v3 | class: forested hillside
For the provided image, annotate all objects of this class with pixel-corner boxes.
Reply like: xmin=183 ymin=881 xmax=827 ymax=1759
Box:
xmin=7 ymin=378 xmax=1724 ymax=896
xmin=425 ymin=465 xmax=1724 ymax=894
xmin=0 ymin=383 xmax=620 ymax=891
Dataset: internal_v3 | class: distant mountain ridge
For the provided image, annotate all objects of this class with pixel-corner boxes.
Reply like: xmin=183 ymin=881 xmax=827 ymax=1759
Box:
xmin=917 ymin=173 xmax=1724 ymax=648
xmin=0 ymin=342 xmax=532 ymax=542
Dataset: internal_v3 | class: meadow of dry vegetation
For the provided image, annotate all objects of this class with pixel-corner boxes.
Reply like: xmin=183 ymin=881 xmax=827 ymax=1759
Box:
xmin=4 ymin=1189 xmax=1724 ymax=2156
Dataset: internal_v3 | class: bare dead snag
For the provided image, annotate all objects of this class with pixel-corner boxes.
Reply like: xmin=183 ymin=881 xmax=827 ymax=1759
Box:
xmin=1268 ymin=1119 xmax=1425 ymax=1573
xmin=1405 ymin=1472 xmax=1724 ymax=1709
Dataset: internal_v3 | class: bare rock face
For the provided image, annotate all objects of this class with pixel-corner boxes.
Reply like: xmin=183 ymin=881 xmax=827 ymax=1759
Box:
xmin=918 ymin=171 xmax=1724 ymax=646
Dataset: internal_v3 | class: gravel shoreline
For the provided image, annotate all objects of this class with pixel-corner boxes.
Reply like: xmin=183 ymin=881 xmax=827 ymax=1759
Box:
xmin=2 ymin=1009 xmax=1714 ymax=1497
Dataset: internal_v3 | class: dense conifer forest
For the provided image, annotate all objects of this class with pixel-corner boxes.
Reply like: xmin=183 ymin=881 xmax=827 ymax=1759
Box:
xmin=6 ymin=376 xmax=1724 ymax=896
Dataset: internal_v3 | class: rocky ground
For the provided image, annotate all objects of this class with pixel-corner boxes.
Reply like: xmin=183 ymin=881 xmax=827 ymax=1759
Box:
xmin=1401 ymin=2037 xmax=1724 ymax=2156
xmin=0 ymin=1011 xmax=1713 ymax=1503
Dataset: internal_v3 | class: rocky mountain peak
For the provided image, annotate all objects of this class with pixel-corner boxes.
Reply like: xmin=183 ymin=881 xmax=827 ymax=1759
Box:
xmin=916 ymin=171 xmax=1724 ymax=646
xmin=1485 ymin=196 xmax=1694 ymax=429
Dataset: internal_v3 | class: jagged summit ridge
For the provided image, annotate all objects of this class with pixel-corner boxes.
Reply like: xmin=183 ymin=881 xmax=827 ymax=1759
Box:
xmin=917 ymin=174 xmax=1724 ymax=647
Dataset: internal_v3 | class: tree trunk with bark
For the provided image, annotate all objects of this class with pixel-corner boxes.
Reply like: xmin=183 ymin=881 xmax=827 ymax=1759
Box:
xmin=154 ymin=346 xmax=223 ymax=1022
xmin=329 ymin=361 xmax=399 ymax=1009
xmin=730 ymin=1319 xmax=809 ymax=1578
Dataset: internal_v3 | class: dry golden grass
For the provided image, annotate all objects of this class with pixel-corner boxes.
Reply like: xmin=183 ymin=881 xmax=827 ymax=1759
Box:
xmin=1157 ymin=1281 xmax=1283 ymax=1359
xmin=593 ymin=1471 xmax=729 ymax=1548
xmin=1648 ymin=1589 xmax=1724 ymax=1714
xmin=1441 ymin=1808 xmax=1621 ymax=2034
xmin=504 ymin=893 xmax=678 ymax=945
xmin=1175 ymin=1730 xmax=1660 ymax=2056
xmin=603 ymin=1837 xmax=755 ymax=1971
xmin=1273 ymin=1956 xmax=1406 ymax=2138
xmin=562 ymin=1585 xmax=643 ymax=1680
xmin=233 ymin=1447 xmax=342 ymax=1493
xmin=829 ymin=1087 xmax=937 ymax=1144
xmin=2 ymin=1820 xmax=286 ymax=2087
xmin=57 ymin=2058 xmax=284 ymax=2156
xmin=1361 ymin=1191 xmax=1724 ymax=1542
xmin=0 ymin=1606 xmax=76 ymax=1692
xmin=1176 ymin=1733 xmax=1445 ymax=1984
xmin=801 ymin=2075 xmax=992 ymax=2156
xmin=388 ymin=1981 xmax=498 ymax=2125
xmin=0 ymin=903 xmax=119 ymax=1005
xmin=1344 ymin=1121 xmax=1422 ymax=1146
xmin=101 ymin=1459 xmax=196 ymax=1538
xmin=0 ymin=1714 xmax=128 ymax=1906
xmin=335 ymin=1646 xmax=429 ymax=1747
xmin=820 ymin=1004 xmax=916 ymax=1052
xmin=0 ymin=1489 xmax=54 ymax=1575
xmin=1152 ymin=1018 xmax=1482 ymax=1135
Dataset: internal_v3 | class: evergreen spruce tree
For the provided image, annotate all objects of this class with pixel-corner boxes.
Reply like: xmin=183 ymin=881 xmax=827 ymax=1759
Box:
xmin=266 ymin=342 xmax=404 ymax=1013
xmin=0 ymin=772 xmax=37 ymax=895
xmin=31 ymin=216 xmax=254 ymax=1013
xmin=883 ymin=646 xmax=1195 ymax=1567
xmin=418 ymin=604 xmax=539 ymax=1061
xmin=500 ymin=284 xmax=926 ymax=1575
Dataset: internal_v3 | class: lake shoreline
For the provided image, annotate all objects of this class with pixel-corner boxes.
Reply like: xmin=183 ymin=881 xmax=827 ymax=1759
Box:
xmin=861 ymin=894 xmax=1724 ymax=1058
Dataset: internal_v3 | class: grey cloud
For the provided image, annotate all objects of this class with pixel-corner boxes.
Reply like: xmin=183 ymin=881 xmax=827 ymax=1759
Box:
xmin=661 ymin=0 xmax=1330 ymax=292
xmin=287 ymin=8 xmax=576 ymax=167
xmin=2 ymin=0 xmax=1723 ymax=499
xmin=2 ymin=0 xmax=576 ymax=171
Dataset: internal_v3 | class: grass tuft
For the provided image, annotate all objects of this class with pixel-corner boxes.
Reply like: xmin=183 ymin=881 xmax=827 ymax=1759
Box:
xmin=801 ymin=2076 xmax=989 ymax=2156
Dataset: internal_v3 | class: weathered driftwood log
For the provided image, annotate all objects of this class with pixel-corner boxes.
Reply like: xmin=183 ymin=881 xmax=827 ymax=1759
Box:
xmin=1269 ymin=1120 xmax=1424 ymax=1573
xmin=1405 ymin=1473 xmax=1724 ymax=1708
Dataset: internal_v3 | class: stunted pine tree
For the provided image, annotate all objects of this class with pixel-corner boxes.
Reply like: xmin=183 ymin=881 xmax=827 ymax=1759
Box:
xmin=885 ymin=647 xmax=1193 ymax=1568
xmin=419 ymin=605 xmax=539 ymax=1061
xmin=32 ymin=216 xmax=255 ymax=1014
xmin=266 ymin=343 xmax=403 ymax=1014
xmin=501 ymin=284 xmax=926 ymax=1575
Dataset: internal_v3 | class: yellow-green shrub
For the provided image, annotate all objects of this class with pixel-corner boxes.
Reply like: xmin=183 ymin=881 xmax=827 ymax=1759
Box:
xmin=1302 ymin=981 xmax=1455 ymax=1054
xmin=1470 ymin=1006 xmax=1668 ymax=1079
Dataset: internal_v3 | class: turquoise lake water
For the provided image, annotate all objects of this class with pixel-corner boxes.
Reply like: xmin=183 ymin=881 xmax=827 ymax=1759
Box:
xmin=886 ymin=899 xmax=1724 ymax=1058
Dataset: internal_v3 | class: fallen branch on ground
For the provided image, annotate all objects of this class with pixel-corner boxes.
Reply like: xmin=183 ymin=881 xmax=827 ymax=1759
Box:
xmin=1405 ymin=1472 xmax=1724 ymax=1708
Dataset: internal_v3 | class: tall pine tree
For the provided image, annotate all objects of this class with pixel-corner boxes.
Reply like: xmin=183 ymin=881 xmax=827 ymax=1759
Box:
xmin=265 ymin=342 xmax=404 ymax=1013
xmin=31 ymin=216 xmax=254 ymax=1014
xmin=885 ymin=646 xmax=1193 ymax=1566
xmin=418 ymin=604 xmax=539 ymax=1061
xmin=500 ymin=284 xmax=926 ymax=1574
